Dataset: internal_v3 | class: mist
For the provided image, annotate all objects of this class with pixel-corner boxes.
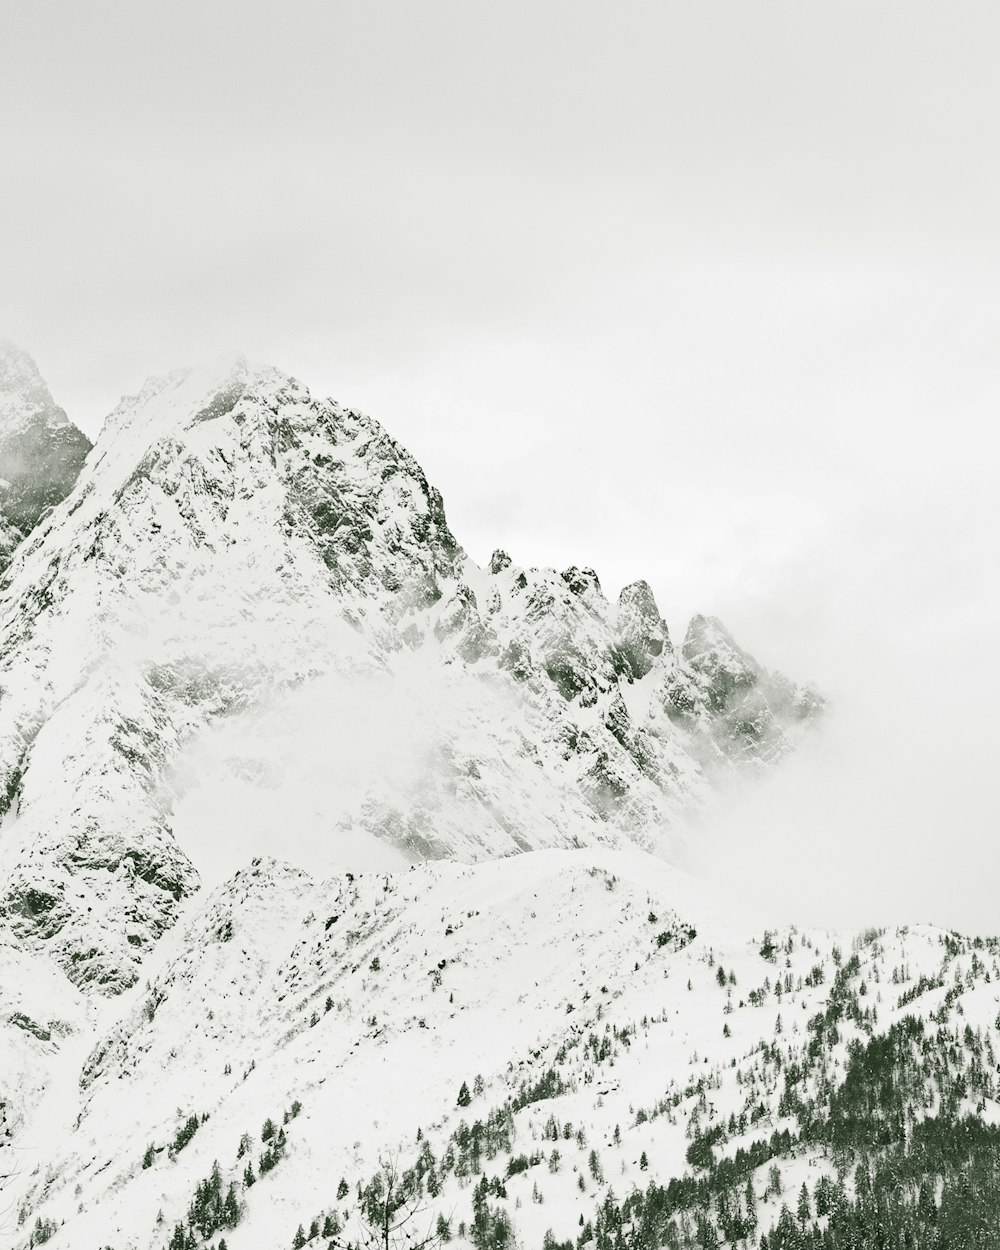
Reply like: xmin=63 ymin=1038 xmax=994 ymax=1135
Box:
xmin=3 ymin=3 xmax=997 ymax=933
xmin=291 ymin=249 xmax=999 ymax=934
xmin=681 ymin=458 xmax=1000 ymax=935
xmin=167 ymin=653 xmax=551 ymax=892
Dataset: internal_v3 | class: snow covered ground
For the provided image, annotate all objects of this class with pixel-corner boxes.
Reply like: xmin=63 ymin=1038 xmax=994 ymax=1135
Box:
xmin=5 ymin=846 xmax=999 ymax=1250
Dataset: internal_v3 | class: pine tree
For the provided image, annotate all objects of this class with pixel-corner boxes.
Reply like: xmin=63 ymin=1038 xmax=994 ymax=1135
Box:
xmin=223 ymin=1184 xmax=240 ymax=1227
xmin=745 ymin=1177 xmax=757 ymax=1233
xmin=797 ymin=1183 xmax=811 ymax=1228
xmin=457 ymin=1081 xmax=471 ymax=1107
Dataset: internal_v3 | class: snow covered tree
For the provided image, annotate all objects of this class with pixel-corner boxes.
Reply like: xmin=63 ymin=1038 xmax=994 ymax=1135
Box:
xmin=330 ymin=1154 xmax=443 ymax=1250
xmin=796 ymin=1182 xmax=811 ymax=1228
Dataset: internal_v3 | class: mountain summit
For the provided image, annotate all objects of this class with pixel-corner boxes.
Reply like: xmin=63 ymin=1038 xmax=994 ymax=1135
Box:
xmin=0 ymin=342 xmax=91 ymax=567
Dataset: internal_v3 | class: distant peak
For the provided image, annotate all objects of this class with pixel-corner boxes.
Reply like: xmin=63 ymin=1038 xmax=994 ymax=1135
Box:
xmin=682 ymin=613 xmax=738 ymax=654
xmin=618 ymin=579 xmax=660 ymax=617
xmin=616 ymin=580 xmax=670 ymax=677
xmin=681 ymin=614 xmax=761 ymax=683
xmin=0 ymin=337 xmax=38 ymax=366
xmin=0 ymin=340 xmax=53 ymax=407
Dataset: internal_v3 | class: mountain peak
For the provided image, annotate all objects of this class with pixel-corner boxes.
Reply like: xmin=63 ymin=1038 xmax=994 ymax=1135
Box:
xmin=0 ymin=341 xmax=91 ymax=566
xmin=616 ymin=579 xmax=670 ymax=678
xmin=0 ymin=339 xmax=59 ymax=426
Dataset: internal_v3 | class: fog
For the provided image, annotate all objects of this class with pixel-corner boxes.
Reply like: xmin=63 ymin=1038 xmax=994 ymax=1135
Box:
xmin=312 ymin=251 xmax=1000 ymax=934
xmin=2 ymin=3 xmax=998 ymax=931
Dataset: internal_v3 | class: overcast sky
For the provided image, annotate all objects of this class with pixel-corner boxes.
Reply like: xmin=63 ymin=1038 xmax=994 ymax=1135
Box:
xmin=2 ymin=1 xmax=998 ymax=931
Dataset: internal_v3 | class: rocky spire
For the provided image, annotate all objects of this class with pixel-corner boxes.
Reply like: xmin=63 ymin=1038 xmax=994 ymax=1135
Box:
xmin=616 ymin=580 xmax=671 ymax=679
xmin=0 ymin=341 xmax=92 ymax=565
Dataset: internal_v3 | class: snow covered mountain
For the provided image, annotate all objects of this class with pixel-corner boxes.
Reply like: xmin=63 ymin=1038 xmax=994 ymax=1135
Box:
xmin=0 ymin=343 xmax=91 ymax=568
xmin=0 ymin=354 xmax=820 ymax=999
xmin=0 ymin=351 xmax=854 ymax=1250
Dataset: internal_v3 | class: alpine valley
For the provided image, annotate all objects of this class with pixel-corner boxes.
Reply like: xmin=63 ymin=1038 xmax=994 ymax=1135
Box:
xmin=1 ymin=343 xmax=998 ymax=1250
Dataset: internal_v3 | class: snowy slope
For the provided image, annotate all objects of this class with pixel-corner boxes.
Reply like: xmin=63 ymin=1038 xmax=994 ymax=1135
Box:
xmin=6 ymin=849 xmax=999 ymax=1250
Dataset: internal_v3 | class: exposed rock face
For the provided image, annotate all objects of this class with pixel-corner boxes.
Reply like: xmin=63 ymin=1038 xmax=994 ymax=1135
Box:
xmin=0 ymin=342 xmax=91 ymax=568
xmin=662 ymin=614 xmax=823 ymax=765
xmin=488 ymin=548 xmax=511 ymax=574
xmin=616 ymin=579 xmax=671 ymax=679
xmin=0 ymin=357 xmax=463 ymax=991
xmin=0 ymin=353 xmax=820 ymax=995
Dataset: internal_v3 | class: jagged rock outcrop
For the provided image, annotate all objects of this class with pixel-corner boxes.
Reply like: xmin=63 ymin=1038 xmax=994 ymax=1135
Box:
xmin=616 ymin=579 xmax=671 ymax=679
xmin=0 ymin=342 xmax=91 ymax=568
xmin=661 ymin=614 xmax=823 ymax=765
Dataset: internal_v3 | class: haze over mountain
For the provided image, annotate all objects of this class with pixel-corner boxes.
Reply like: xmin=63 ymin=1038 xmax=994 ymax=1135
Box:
xmin=2 ymin=349 xmax=996 ymax=1250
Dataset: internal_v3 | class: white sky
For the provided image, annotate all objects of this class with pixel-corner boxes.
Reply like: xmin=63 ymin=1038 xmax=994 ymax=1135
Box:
xmin=2 ymin=1 xmax=998 ymax=931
